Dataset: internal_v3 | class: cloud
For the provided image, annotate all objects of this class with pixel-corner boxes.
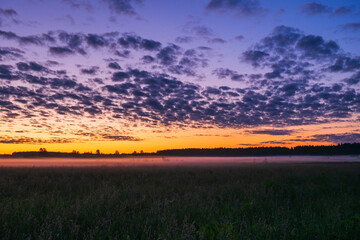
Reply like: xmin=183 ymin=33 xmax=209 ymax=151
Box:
xmin=0 ymin=64 xmax=18 ymax=80
xmin=86 ymin=34 xmax=107 ymax=48
xmin=309 ymin=133 xmax=360 ymax=144
xmin=206 ymin=0 xmax=264 ymax=16
xmin=156 ymin=44 xmax=181 ymax=66
xmin=0 ymin=8 xmax=17 ymax=17
xmin=300 ymin=3 xmax=332 ymax=16
xmin=209 ymin=38 xmax=226 ymax=44
xmin=0 ymin=27 xmax=359 ymax=139
xmin=0 ymin=136 xmax=73 ymax=144
xmin=212 ymin=68 xmax=245 ymax=81
xmin=112 ymin=71 xmax=130 ymax=81
xmin=16 ymin=62 xmax=47 ymax=72
xmin=344 ymin=72 xmax=360 ymax=85
xmin=102 ymin=0 xmax=142 ymax=16
xmin=333 ymin=6 xmax=353 ymax=16
xmin=281 ymin=133 xmax=360 ymax=144
xmin=235 ymin=35 xmax=244 ymax=41
xmin=61 ymin=0 xmax=93 ymax=11
xmin=341 ymin=22 xmax=360 ymax=32
xmin=100 ymin=134 xmax=143 ymax=141
xmin=248 ymin=129 xmax=294 ymax=135
xmin=175 ymin=36 xmax=193 ymax=43
xmin=49 ymin=46 xmax=75 ymax=56
xmin=191 ymin=25 xmax=213 ymax=37
xmin=0 ymin=8 xmax=18 ymax=27
xmin=0 ymin=47 xmax=23 ymax=60
xmin=141 ymin=55 xmax=155 ymax=63
xmin=80 ymin=66 xmax=99 ymax=75
xmin=118 ymin=33 xmax=162 ymax=51
xmin=108 ymin=62 xmax=122 ymax=70
xmin=242 ymin=25 xmax=340 ymax=71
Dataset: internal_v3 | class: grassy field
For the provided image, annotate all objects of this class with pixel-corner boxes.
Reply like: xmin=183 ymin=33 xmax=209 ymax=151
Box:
xmin=0 ymin=163 xmax=359 ymax=239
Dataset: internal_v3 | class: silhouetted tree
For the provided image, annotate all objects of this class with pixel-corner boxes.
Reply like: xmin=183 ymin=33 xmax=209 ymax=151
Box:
xmin=96 ymin=149 xmax=101 ymax=155
xmin=39 ymin=148 xmax=47 ymax=152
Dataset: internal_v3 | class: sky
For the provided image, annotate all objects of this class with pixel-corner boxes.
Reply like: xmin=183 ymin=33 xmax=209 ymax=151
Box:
xmin=0 ymin=0 xmax=359 ymax=154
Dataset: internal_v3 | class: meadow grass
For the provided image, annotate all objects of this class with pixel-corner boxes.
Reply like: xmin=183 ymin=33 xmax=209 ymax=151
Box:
xmin=0 ymin=163 xmax=359 ymax=239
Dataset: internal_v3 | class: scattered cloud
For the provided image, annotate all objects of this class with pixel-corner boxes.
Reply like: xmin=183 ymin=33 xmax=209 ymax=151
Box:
xmin=0 ymin=26 xmax=359 ymax=142
xmin=206 ymin=0 xmax=264 ymax=16
xmin=248 ymin=129 xmax=294 ymax=135
xmin=235 ymin=35 xmax=244 ymax=41
xmin=300 ymin=2 xmax=332 ymax=16
xmin=102 ymin=0 xmax=142 ymax=16
xmin=341 ymin=22 xmax=360 ymax=32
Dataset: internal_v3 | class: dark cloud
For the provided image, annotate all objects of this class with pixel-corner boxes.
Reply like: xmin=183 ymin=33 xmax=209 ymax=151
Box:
xmin=329 ymin=57 xmax=360 ymax=72
xmin=49 ymin=46 xmax=75 ymax=56
xmin=102 ymin=0 xmax=142 ymax=15
xmin=80 ymin=66 xmax=99 ymax=75
xmin=296 ymin=35 xmax=339 ymax=58
xmin=141 ymin=55 xmax=155 ymax=63
xmin=58 ymin=31 xmax=83 ymax=48
xmin=213 ymin=68 xmax=236 ymax=79
xmin=235 ymin=35 xmax=244 ymax=41
xmin=0 ymin=8 xmax=17 ymax=17
xmin=0 ymin=136 xmax=73 ymax=144
xmin=114 ymin=50 xmax=130 ymax=58
xmin=0 ymin=30 xmax=18 ymax=40
xmin=100 ymin=134 xmax=143 ymax=141
xmin=191 ymin=25 xmax=213 ymax=37
xmin=158 ymin=48 xmax=209 ymax=77
xmin=212 ymin=68 xmax=245 ymax=81
xmin=156 ymin=44 xmax=181 ymax=66
xmin=49 ymin=78 xmax=77 ymax=89
xmin=333 ymin=6 xmax=353 ymax=16
xmin=284 ymin=133 xmax=360 ymax=144
xmin=1 ymin=66 xmax=359 ymax=130
xmin=61 ymin=0 xmax=93 ymax=11
xmin=210 ymin=38 xmax=226 ymax=44
xmin=108 ymin=62 xmax=121 ymax=70
xmin=118 ymin=34 xmax=162 ymax=51
xmin=112 ymin=71 xmax=130 ymax=81
xmin=301 ymin=3 xmax=332 ymax=16
xmin=86 ymin=34 xmax=107 ymax=48
xmin=0 ymin=47 xmax=23 ymax=60
xmin=1 ymin=27 xmax=359 ymax=138
xmin=242 ymin=25 xmax=340 ymax=69
xmin=0 ymin=30 xmax=46 ymax=45
xmin=344 ymin=72 xmax=360 ymax=85
xmin=175 ymin=36 xmax=193 ymax=43
xmin=242 ymin=50 xmax=269 ymax=67
xmin=0 ymin=64 xmax=18 ymax=80
xmin=206 ymin=0 xmax=264 ymax=15
xmin=16 ymin=62 xmax=46 ymax=72
xmin=310 ymin=133 xmax=360 ymax=144
xmin=248 ymin=129 xmax=294 ymax=135
xmin=341 ymin=22 xmax=360 ymax=32
xmin=0 ymin=8 xmax=17 ymax=27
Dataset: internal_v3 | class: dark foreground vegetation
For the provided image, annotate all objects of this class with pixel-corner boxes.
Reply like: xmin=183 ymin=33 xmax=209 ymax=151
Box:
xmin=0 ymin=163 xmax=360 ymax=239
xmin=5 ymin=142 xmax=360 ymax=158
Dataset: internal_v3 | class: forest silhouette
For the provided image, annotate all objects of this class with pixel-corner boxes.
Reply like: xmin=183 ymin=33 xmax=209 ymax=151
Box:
xmin=4 ymin=143 xmax=360 ymax=158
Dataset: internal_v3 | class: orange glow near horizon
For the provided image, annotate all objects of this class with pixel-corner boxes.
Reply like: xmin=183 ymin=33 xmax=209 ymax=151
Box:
xmin=0 ymin=121 xmax=358 ymax=155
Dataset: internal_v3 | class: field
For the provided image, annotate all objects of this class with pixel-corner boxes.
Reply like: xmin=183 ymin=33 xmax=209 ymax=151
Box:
xmin=0 ymin=163 xmax=359 ymax=239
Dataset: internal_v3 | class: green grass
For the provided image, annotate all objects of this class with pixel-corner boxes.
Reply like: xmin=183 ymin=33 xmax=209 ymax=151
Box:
xmin=0 ymin=163 xmax=359 ymax=239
